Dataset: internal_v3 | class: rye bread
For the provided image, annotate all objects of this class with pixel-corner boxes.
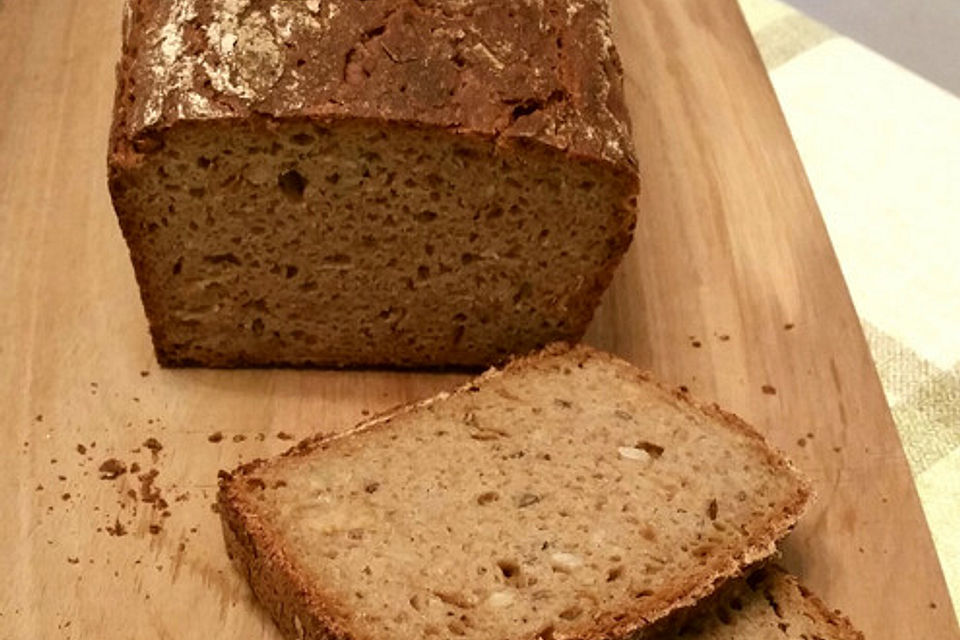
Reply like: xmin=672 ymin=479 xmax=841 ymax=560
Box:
xmin=666 ymin=566 xmax=863 ymax=640
xmin=218 ymin=345 xmax=812 ymax=640
xmin=107 ymin=0 xmax=639 ymax=367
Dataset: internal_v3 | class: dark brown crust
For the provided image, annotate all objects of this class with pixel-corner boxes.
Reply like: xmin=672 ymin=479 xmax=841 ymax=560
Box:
xmin=110 ymin=0 xmax=638 ymax=174
xmin=219 ymin=492 xmax=341 ymax=640
xmin=218 ymin=344 xmax=814 ymax=640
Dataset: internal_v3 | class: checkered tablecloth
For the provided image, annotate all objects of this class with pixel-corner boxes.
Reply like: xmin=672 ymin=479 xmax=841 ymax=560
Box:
xmin=739 ymin=0 xmax=960 ymax=618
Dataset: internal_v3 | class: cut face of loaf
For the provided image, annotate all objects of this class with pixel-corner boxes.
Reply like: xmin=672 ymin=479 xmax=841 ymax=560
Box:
xmin=108 ymin=0 xmax=639 ymax=367
xmin=218 ymin=345 xmax=812 ymax=640
xmin=110 ymin=120 xmax=637 ymax=367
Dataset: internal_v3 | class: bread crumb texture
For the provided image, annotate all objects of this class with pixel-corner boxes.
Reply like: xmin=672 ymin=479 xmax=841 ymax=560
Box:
xmin=220 ymin=346 xmax=811 ymax=640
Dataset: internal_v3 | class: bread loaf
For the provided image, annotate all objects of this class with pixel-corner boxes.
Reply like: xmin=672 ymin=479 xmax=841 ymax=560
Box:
xmin=218 ymin=345 xmax=812 ymax=640
xmin=108 ymin=0 xmax=639 ymax=367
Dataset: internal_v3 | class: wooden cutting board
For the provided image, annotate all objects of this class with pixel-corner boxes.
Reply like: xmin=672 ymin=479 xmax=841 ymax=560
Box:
xmin=0 ymin=0 xmax=956 ymax=638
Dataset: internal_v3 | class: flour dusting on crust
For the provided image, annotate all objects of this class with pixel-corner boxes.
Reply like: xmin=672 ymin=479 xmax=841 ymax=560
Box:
xmin=120 ymin=0 xmax=636 ymax=169
xmin=142 ymin=0 xmax=199 ymax=126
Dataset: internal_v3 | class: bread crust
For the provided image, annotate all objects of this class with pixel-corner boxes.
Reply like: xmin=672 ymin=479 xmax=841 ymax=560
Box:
xmin=218 ymin=344 xmax=813 ymax=640
xmin=110 ymin=0 xmax=638 ymax=175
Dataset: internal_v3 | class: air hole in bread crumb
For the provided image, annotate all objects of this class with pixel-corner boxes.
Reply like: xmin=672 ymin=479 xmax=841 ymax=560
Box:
xmin=497 ymin=560 xmax=520 ymax=579
xmin=716 ymin=607 xmax=733 ymax=625
xmin=559 ymin=606 xmax=582 ymax=620
xmin=278 ymin=170 xmax=306 ymax=201
xmin=635 ymin=441 xmax=664 ymax=458
xmin=476 ymin=491 xmax=499 ymax=505
xmin=291 ymin=133 xmax=314 ymax=145
xmin=763 ymin=590 xmax=783 ymax=618
xmin=746 ymin=570 xmax=767 ymax=591
xmin=606 ymin=566 xmax=624 ymax=582
xmin=517 ymin=493 xmax=540 ymax=508
xmin=513 ymin=282 xmax=532 ymax=303
xmin=204 ymin=253 xmax=240 ymax=266
xmin=408 ymin=594 xmax=425 ymax=612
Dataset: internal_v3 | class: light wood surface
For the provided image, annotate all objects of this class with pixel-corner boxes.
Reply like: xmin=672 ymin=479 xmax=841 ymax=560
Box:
xmin=0 ymin=1 xmax=955 ymax=639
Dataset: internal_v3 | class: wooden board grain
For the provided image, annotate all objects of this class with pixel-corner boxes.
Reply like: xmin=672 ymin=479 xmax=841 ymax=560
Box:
xmin=0 ymin=1 xmax=956 ymax=639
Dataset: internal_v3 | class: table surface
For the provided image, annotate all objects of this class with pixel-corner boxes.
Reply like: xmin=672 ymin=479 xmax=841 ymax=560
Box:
xmin=0 ymin=0 xmax=956 ymax=639
xmin=741 ymin=0 xmax=960 ymax=621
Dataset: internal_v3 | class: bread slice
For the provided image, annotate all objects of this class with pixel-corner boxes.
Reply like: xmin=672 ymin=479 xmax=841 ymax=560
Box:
xmin=666 ymin=566 xmax=863 ymax=640
xmin=218 ymin=345 xmax=812 ymax=640
xmin=108 ymin=0 xmax=639 ymax=367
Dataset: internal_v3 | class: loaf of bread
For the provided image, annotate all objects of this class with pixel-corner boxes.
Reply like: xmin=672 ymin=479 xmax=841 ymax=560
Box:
xmin=218 ymin=345 xmax=812 ymax=640
xmin=667 ymin=566 xmax=863 ymax=640
xmin=108 ymin=0 xmax=640 ymax=367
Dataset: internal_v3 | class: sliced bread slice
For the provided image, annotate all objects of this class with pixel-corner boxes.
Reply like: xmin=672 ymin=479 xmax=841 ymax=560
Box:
xmin=218 ymin=344 xmax=812 ymax=640
xmin=667 ymin=566 xmax=863 ymax=640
